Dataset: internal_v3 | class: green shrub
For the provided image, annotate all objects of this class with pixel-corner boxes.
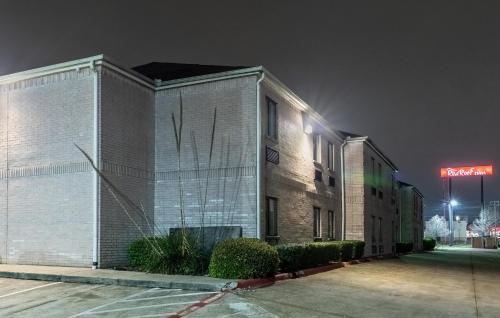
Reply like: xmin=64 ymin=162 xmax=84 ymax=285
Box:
xmin=349 ymin=241 xmax=365 ymax=259
xmin=423 ymin=238 xmax=436 ymax=251
xmin=127 ymin=231 xmax=208 ymax=275
xmin=209 ymin=238 xmax=279 ymax=279
xmin=396 ymin=242 xmax=413 ymax=254
xmin=276 ymin=243 xmax=306 ymax=272
xmin=337 ymin=241 xmax=355 ymax=261
xmin=128 ymin=236 xmax=169 ymax=272
xmin=276 ymin=242 xmax=341 ymax=272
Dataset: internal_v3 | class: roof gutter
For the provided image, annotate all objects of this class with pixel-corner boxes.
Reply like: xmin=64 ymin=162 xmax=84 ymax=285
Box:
xmin=90 ymin=58 xmax=101 ymax=270
xmin=256 ymin=71 xmax=265 ymax=239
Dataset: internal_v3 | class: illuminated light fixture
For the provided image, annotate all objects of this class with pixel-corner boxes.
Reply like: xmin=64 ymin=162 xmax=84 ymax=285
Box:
xmin=455 ymin=215 xmax=460 ymax=221
xmin=302 ymin=111 xmax=313 ymax=134
xmin=450 ymin=200 xmax=458 ymax=207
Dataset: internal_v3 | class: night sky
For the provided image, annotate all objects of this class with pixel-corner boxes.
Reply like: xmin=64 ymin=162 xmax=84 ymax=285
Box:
xmin=1 ymin=0 xmax=499 ymax=221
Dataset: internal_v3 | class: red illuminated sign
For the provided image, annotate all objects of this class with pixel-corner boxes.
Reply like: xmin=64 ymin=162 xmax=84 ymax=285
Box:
xmin=440 ymin=165 xmax=493 ymax=178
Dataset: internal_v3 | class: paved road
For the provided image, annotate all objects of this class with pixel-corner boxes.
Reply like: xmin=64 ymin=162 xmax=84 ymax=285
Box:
xmin=211 ymin=247 xmax=500 ymax=318
xmin=1 ymin=247 xmax=499 ymax=317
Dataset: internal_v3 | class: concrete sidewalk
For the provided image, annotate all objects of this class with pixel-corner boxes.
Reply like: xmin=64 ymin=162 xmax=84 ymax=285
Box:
xmin=0 ymin=264 xmax=236 ymax=292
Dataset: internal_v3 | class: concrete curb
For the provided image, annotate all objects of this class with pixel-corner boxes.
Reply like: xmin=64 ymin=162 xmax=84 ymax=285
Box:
xmin=234 ymin=255 xmax=397 ymax=290
xmin=0 ymin=271 xmax=232 ymax=292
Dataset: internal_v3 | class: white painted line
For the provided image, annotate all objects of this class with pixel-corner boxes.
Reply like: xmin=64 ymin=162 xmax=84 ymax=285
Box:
xmin=0 ymin=282 xmax=62 ymax=299
xmin=145 ymin=288 xmax=182 ymax=293
xmin=119 ymin=291 xmax=218 ymax=302
xmin=66 ymin=288 xmax=157 ymax=318
xmin=125 ymin=313 xmax=176 ymax=318
xmin=87 ymin=301 xmax=198 ymax=314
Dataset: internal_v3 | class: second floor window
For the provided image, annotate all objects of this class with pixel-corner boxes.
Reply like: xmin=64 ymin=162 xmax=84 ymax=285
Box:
xmin=313 ymin=133 xmax=321 ymax=162
xmin=327 ymin=142 xmax=334 ymax=170
xmin=267 ymin=98 xmax=277 ymax=139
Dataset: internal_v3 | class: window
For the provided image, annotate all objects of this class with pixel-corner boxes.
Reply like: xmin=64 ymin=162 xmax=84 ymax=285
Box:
xmin=328 ymin=210 xmax=335 ymax=239
xmin=267 ymin=98 xmax=277 ymax=139
xmin=378 ymin=217 xmax=383 ymax=242
xmin=371 ymin=157 xmax=376 ymax=195
xmin=377 ymin=163 xmax=382 ymax=188
xmin=266 ymin=197 xmax=278 ymax=237
xmin=314 ymin=169 xmax=322 ymax=182
xmin=313 ymin=207 xmax=321 ymax=238
xmin=371 ymin=215 xmax=376 ymax=243
xmin=313 ymin=133 xmax=321 ymax=162
xmin=328 ymin=176 xmax=335 ymax=187
xmin=327 ymin=142 xmax=334 ymax=170
xmin=392 ymin=221 xmax=395 ymax=243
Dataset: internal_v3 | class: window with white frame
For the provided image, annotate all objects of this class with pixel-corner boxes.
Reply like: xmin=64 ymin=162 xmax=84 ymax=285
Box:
xmin=267 ymin=97 xmax=277 ymax=139
xmin=327 ymin=141 xmax=334 ymax=170
xmin=313 ymin=207 xmax=321 ymax=238
xmin=313 ymin=133 xmax=321 ymax=162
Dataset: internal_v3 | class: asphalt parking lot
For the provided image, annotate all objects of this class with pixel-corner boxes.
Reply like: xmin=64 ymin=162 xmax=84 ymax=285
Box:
xmin=235 ymin=247 xmax=500 ymax=318
xmin=0 ymin=278 xmax=222 ymax=318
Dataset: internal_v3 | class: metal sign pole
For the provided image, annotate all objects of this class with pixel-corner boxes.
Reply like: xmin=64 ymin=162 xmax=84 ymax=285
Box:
xmin=449 ymin=177 xmax=453 ymax=245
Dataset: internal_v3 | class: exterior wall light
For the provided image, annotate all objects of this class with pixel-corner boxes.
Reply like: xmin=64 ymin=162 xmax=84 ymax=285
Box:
xmin=302 ymin=111 xmax=313 ymax=134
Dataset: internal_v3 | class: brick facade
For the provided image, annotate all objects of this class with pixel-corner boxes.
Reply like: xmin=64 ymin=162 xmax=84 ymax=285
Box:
xmin=0 ymin=55 xmax=418 ymax=267
xmin=343 ymin=138 xmax=399 ymax=256
xmin=398 ymin=182 xmax=424 ymax=251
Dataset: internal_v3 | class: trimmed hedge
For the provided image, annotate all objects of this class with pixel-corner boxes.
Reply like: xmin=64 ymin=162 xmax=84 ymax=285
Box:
xmin=128 ymin=232 xmax=208 ymax=275
xmin=337 ymin=241 xmax=354 ymax=261
xmin=277 ymin=240 xmax=364 ymax=272
xmin=350 ymin=241 xmax=366 ymax=259
xmin=276 ymin=243 xmax=306 ymax=272
xmin=396 ymin=242 xmax=414 ymax=254
xmin=209 ymin=238 xmax=279 ymax=279
xmin=423 ymin=238 xmax=437 ymax=251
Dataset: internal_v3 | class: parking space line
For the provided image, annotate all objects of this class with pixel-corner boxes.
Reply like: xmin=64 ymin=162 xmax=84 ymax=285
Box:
xmin=86 ymin=301 xmax=198 ymax=315
xmin=119 ymin=291 xmax=219 ymax=302
xmin=0 ymin=282 xmax=62 ymax=299
xmin=125 ymin=314 xmax=176 ymax=318
xmin=145 ymin=288 xmax=182 ymax=293
xmin=66 ymin=287 xmax=157 ymax=318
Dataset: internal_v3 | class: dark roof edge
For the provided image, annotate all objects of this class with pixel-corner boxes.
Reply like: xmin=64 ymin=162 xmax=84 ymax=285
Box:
xmin=345 ymin=136 xmax=398 ymax=171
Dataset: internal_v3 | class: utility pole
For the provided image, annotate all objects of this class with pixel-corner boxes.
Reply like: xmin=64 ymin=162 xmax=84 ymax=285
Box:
xmin=448 ymin=177 xmax=454 ymax=245
xmin=480 ymin=176 xmax=485 ymax=211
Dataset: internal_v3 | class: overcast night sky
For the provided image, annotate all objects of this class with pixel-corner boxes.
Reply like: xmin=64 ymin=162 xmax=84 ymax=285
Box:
xmin=1 ymin=0 xmax=499 ymax=221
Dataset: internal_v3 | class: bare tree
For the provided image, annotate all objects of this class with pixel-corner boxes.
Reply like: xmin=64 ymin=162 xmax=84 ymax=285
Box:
xmin=424 ymin=214 xmax=449 ymax=239
xmin=471 ymin=208 xmax=496 ymax=237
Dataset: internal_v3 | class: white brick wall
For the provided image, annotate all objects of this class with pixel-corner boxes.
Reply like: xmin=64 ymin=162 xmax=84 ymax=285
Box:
xmin=99 ymin=67 xmax=155 ymax=267
xmin=154 ymin=76 xmax=258 ymax=238
xmin=0 ymin=68 xmax=95 ymax=266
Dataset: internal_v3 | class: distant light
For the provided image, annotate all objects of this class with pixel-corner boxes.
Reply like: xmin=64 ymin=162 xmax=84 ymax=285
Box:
xmin=304 ymin=124 xmax=313 ymax=134
xmin=450 ymin=200 xmax=459 ymax=207
xmin=455 ymin=215 xmax=460 ymax=221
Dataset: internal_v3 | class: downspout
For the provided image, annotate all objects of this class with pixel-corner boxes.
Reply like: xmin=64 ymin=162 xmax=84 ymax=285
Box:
xmin=90 ymin=60 xmax=100 ymax=269
xmin=340 ymin=139 xmax=348 ymax=240
xmin=256 ymin=71 xmax=265 ymax=239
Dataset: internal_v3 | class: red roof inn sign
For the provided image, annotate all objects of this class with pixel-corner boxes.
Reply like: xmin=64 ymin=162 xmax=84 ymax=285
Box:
xmin=440 ymin=165 xmax=493 ymax=178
